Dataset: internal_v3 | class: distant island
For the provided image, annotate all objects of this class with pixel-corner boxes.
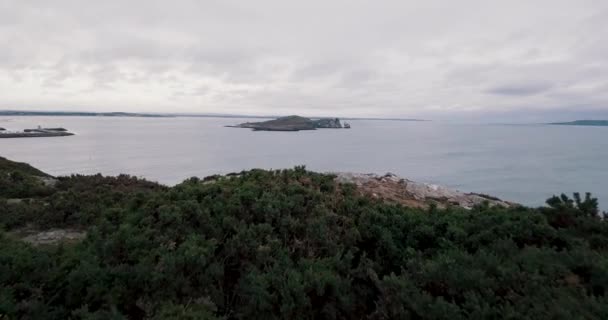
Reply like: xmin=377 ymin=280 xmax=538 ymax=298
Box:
xmin=0 ymin=127 xmax=74 ymax=138
xmin=227 ymin=115 xmax=351 ymax=131
xmin=549 ymin=120 xmax=608 ymax=127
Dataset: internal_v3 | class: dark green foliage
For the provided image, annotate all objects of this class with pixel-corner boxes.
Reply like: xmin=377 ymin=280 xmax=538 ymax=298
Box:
xmin=0 ymin=173 xmax=165 ymax=230
xmin=0 ymin=156 xmax=51 ymax=178
xmin=1 ymin=160 xmax=608 ymax=319
xmin=0 ymin=157 xmax=54 ymax=198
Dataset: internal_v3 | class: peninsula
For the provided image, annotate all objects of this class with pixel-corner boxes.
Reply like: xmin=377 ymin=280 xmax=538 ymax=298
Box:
xmin=0 ymin=127 xmax=74 ymax=138
xmin=549 ymin=120 xmax=608 ymax=126
xmin=227 ymin=115 xmax=350 ymax=131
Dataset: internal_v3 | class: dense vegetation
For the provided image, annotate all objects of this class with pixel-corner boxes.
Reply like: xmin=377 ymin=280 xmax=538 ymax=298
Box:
xmin=0 ymin=157 xmax=54 ymax=199
xmin=0 ymin=157 xmax=50 ymax=178
xmin=1 ymin=158 xmax=608 ymax=319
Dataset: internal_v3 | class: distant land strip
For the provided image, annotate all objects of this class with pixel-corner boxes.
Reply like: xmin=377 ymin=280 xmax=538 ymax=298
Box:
xmin=0 ymin=110 xmax=428 ymax=121
xmin=0 ymin=111 xmax=171 ymax=118
xmin=549 ymin=120 xmax=608 ymax=126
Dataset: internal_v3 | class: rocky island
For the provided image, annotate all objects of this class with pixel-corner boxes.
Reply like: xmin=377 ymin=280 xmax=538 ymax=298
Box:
xmin=0 ymin=126 xmax=74 ymax=138
xmin=228 ymin=115 xmax=350 ymax=131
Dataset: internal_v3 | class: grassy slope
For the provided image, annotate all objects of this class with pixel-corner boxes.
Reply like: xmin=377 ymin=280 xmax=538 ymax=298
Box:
xmin=0 ymin=157 xmax=54 ymax=198
xmin=0 ymin=156 xmax=51 ymax=177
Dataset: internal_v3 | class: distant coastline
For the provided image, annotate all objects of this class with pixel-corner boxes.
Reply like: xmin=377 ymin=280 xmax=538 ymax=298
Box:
xmin=549 ymin=120 xmax=608 ymax=127
xmin=0 ymin=111 xmax=171 ymax=118
xmin=0 ymin=110 xmax=428 ymax=121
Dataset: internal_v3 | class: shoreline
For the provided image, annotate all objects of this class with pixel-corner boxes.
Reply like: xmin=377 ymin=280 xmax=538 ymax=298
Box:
xmin=0 ymin=133 xmax=74 ymax=138
xmin=0 ymin=127 xmax=74 ymax=138
xmin=0 ymin=132 xmax=74 ymax=138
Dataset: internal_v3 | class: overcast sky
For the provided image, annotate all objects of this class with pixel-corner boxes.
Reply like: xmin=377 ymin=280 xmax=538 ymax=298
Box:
xmin=1 ymin=0 xmax=608 ymax=121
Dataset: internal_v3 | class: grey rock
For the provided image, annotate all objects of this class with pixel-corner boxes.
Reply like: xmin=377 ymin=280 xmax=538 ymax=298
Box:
xmin=313 ymin=118 xmax=343 ymax=128
xmin=20 ymin=229 xmax=87 ymax=245
xmin=334 ymin=172 xmax=515 ymax=209
xmin=38 ymin=176 xmax=58 ymax=187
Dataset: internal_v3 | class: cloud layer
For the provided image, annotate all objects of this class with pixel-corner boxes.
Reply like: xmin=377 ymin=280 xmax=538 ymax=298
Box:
xmin=1 ymin=0 xmax=608 ymax=120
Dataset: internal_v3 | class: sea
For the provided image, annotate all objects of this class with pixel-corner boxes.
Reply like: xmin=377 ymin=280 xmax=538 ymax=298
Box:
xmin=1 ymin=116 xmax=607 ymax=209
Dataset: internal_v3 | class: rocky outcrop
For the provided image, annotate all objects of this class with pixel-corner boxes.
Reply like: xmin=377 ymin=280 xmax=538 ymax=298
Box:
xmin=334 ymin=172 xmax=516 ymax=209
xmin=38 ymin=176 xmax=59 ymax=187
xmin=313 ymin=118 xmax=343 ymax=128
xmin=17 ymin=229 xmax=87 ymax=246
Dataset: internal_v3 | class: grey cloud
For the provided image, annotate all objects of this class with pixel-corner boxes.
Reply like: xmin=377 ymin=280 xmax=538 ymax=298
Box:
xmin=334 ymin=69 xmax=376 ymax=89
xmin=1 ymin=0 xmax=608 ymax=119
xmin=486 ymin=82 xmax=554 ymax=96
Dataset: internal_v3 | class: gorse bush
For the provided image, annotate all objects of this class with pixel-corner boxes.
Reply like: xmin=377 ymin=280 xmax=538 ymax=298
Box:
xmin=1 ymin=162 xmax=608 ymax=319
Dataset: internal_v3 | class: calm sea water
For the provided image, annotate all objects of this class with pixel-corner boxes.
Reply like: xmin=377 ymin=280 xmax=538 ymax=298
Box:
xmin=1 ymin=116 xmax=607 ymax=208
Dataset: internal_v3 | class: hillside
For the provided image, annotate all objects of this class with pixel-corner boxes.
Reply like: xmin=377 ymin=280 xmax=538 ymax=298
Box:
xmin=1 ymin=157 xmax=608 ymax=319
xmin=0 ymin=156 xmax=56 ymax=199
xmin=0 ymin=156 xmax=51 ymax=177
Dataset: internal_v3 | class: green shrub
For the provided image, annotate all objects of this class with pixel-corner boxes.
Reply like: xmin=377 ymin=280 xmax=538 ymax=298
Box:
xmin=1 ymin=167 xmax=607 ymax=319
